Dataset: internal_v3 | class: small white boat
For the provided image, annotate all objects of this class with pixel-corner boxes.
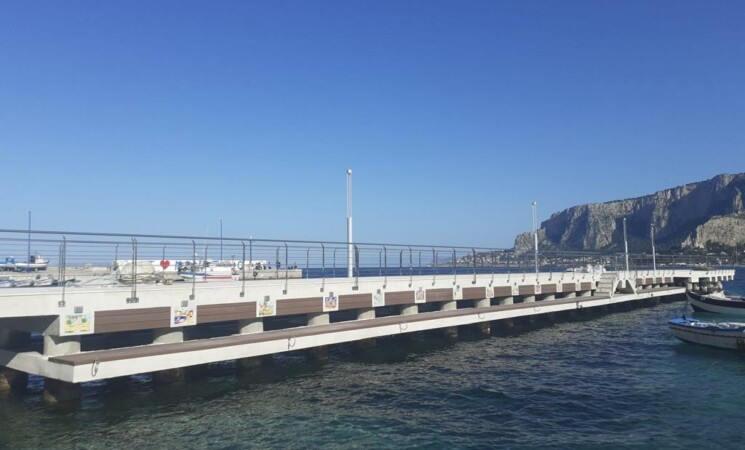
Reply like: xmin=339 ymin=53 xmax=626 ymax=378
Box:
xmin=32 ymin=278 xmax=55 ymax=287
xmin=669 ymin=317 xmax=745 ymax=351
xmin=687 ymin=290 xmax=745 ymax=316
xmin=11 ymin=279 xmax=33 ymax=288
xmin=14 ymin=255 xmax=49 ymax=271
xmin=565 ymin=264 xmax=606 ymax=273
xmin=179 ymin=261 xmax=237 ymax=282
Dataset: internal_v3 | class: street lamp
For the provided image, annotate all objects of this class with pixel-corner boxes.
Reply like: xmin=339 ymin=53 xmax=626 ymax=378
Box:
xmin=623 ymin=218 xmax=629 ymax=273
xmin=347 ymin=169 xmax=353 ymax=278
xmin=532 ymin=201 xmax=538 ymax=280
xmin=26 ymin=210 xmax=31 ymax=273
xmin=651 ymin=223 xmax=656 ymax=274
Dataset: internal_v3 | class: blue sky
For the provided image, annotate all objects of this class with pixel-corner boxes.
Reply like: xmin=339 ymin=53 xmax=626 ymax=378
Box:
xmin=1 ymin=1 xmax=743 ymax=248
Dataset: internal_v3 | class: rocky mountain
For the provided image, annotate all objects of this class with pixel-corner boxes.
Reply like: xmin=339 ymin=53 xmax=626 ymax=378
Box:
xmin=514 ymin=173 xmax=745 ymax=252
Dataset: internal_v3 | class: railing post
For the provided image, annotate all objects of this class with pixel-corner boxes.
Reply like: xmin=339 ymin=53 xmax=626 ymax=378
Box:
xmin=472 ymin=248 xmax=477 ymax=284
xmin=452 ymin=248 xmax=457 ymax=285
xmin=240 ymin=241 xmax=246 ymax=297
xmin=399 ymin=250 xmax=403 ymax=276
xmin=383 ymin=245 xmax=388 ymax=288
xmin=333 ymin=248 xmax=337 ymax=278
xmin=491 ymin=250 xmax=495 ymax=285
xmin=408 ymin=246 xmax=413 ymax=286
xmin=129 ymin=237 xmax=138 ymax=303
xmin=354 ymin=244 xmax=360 ymax=289
xmin=283 ymin=242 xmax=288 ymax=294
xmin=321 ymin=243 xmax=325 ymax=291
xmin=418 ymin=250 xmax=422 ymax=276
xmin=306 ymin=248 xmax=310 ymax=279
xmin=432 ymin=248 xmax=437 ymax=285
xmin=507 ymin=251 xmax=511 ymax=283
xmin=190 ymin=240 xmax=196 ymax=300
xmin=378 ymin=249 xmax=382 ymax=277
xmin=58 ymin=236 xmax=67 ymax=307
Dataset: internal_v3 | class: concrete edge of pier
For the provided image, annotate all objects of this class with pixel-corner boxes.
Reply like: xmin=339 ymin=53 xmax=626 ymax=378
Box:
xmin=1 ymin=286 xmax=685 ymax=384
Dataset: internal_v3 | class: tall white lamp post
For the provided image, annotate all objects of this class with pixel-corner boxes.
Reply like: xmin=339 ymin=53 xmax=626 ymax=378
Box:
xmin=623 ymin=218 xmax=630 ymax=273
xmin=347 ymin=169 xmax=353 ymax=278
xmin=651 ymin=223 xmax=656 ymax=274
xmin=532 ymin=201 xmax=538 ymax=280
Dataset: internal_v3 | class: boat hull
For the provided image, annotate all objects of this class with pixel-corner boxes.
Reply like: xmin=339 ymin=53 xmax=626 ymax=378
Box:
xmin=687 ymin=291 xmax=745 ymax=316
xmin=669 ymin=318 xmax=745 ymax=351
xmin=180 ymin=273 xmax=236 ymax=282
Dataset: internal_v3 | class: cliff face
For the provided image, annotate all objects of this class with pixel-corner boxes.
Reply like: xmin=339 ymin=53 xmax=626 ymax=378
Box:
xmin=514 ymin=173 xmax=745 ymax=252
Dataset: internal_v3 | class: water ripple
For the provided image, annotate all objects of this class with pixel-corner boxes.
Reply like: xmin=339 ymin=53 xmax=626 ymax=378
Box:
xmin=1 ymin=274 xmax=745 ymax=449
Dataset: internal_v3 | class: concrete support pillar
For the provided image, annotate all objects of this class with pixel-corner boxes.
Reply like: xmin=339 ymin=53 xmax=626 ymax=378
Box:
xmin=692 ymin=283 xmax=699 ymax=291
xmin=239 ymin=355 xmax=264 ymax=371
xmin=43 ymin=334 xmax=81 ymax=357
xmin=564 ymin=292 xmax=577 ymax=299
xmin=307 ymin=312 xmax=330 ymax=327
xmin=306 ymin=346 xmax=329 ymax=363
xmin=43 ymin=378 xmax=80 ymax=410
xmin=523 ymin=295 xmax=536 ymax=303
xmin=395 ymin=305 xmax=418 ymax=342
xmin=543 ymin=294 xmax=556 ymax=301
xmin=152 ymin=328 xmax=185 ymax=384
xmin=0 ymin=368 xmax=27 ymax=399
xmin=354 ymin=308 xmax=377 ymax=350
xmin=440 ymin=300 xmax=457 ymax=311
xmin=439 ymin=301 xmax=458 ymax=341
xmin=473 ymin=298 xmax=491 ymax=336
xmin=153 ymin=328 xmax=184 ymax=344
xmin=686 ymin=281 xmax=693 ymax=290
xmin=237 ymin=319 xmax=265 ymax=370
xmin=473 ymin=322 xmax=491 ymax=336
xmin=238 ymin=318 xmax=264 ymax=334
xmin=498 ymin=296 xmax=514 ymax=306
xmin=357 ymin=308 xmax=376 ymax=320
xmin=306 ymin=313 xmax=330 ymax=363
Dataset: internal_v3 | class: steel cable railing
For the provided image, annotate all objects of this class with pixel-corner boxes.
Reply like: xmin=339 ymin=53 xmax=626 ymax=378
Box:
xmin=0 ymin=229 xmax=735 ymax=289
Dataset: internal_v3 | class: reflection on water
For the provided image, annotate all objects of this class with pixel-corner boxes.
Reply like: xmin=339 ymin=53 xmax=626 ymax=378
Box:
xmin=0 ymin=272 xmax=743 ymax=449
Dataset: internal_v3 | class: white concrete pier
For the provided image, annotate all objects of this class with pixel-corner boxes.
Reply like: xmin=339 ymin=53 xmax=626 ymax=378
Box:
xmin=0 ymin=268 xmax=735 ymax=404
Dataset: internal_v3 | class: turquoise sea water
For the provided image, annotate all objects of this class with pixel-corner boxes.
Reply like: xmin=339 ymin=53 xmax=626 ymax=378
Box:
xmin=1 ymin=270 xmax=744 ymax=449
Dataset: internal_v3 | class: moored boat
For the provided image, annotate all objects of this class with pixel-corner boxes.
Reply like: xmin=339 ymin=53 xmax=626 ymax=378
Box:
xmin=14 ymin=255 xmax=49 ymax=271
xmin=179 ymin=261 xmax=237 ymax=282
xmin=669 ymin=317 xmax=745 ymax=351
xmin=0 ymin=257 xmax=16 ymax=271
xmin=565 ymin=264 xmax=606 ymax=274
xmin=687 ymin=290 xmax=745 ymax=316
